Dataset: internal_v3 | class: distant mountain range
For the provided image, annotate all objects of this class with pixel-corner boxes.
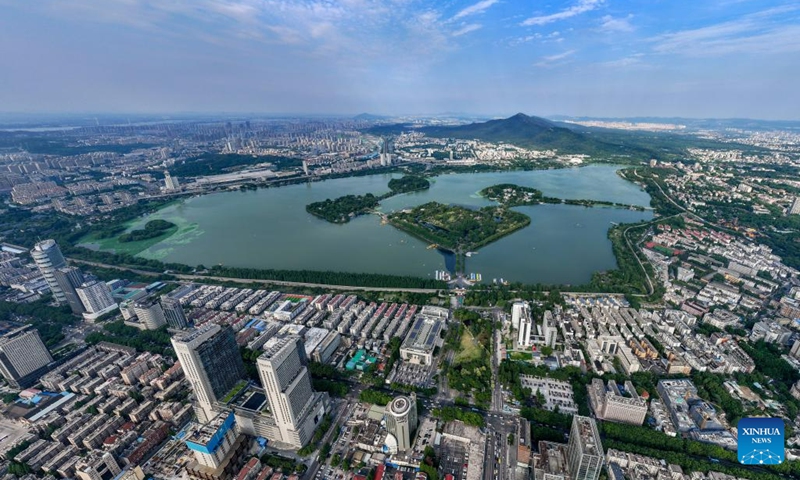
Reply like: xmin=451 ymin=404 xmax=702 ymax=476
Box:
xmin=419 ymin=113 xmax=599 ymax=153
xmin=366 ymin=113 xmax=643 ymax=156
xmin=363 ymin=113 xmax=764 ymax=159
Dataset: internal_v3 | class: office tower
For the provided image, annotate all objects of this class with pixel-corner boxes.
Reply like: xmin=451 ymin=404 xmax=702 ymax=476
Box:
xmin=567 ymin=416 xmax=604 ymax=480
xmin=76 ymin=280 xmax=117 ymax=320
xmin=790 ymin=197 xmax=800 ymax=215
xmin=31 ymin=239 xmax=68 ymax=305
xmin=302 ymin=160 xmax=309 ymax=176
xmin=518 ymin=316 xmax=533 ymax=347
xmin=53 ymin=266 xmax=85 ymax=315
xmin=511 ymin=301 xmax=529 ymax=331
xmin=161 ymin=295 xmax=188 ymax=329
xmin=172 ymin=324 xmax=246 ymax=423
xmin=257 ymin=335 xmax=328 ymax=448
xmin=164 ymin=170 xmax=180 ymax=191
xmin=385 ymin=394 xmax=418 ymax=452
xmin=380 ymin=138 xmax=392 ymax=166
xmin=542 ymin=311 xmax=557 ymax=348
xmin=0 ymin=325 xmax=54 ymax=388
xmin=133 ymin=298 xmax=167 ymax=330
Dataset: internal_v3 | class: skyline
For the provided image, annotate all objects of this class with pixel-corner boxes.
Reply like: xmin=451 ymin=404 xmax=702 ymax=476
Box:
xmin=1 ymin=0 xmax=799 ymax=119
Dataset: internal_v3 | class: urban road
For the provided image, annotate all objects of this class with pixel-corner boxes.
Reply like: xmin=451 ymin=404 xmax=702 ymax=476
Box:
xmin=69 ymin=258 xmax=631 ymax=298
xmin=68 ymin=259 xmax=440 ymax=293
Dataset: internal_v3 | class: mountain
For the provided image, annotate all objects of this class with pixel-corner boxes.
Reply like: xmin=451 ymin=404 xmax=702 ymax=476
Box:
xmin=361 ymin=113 xmax=760 ymax=160
xmin=418 ymin=113 xmax=612 ymax=154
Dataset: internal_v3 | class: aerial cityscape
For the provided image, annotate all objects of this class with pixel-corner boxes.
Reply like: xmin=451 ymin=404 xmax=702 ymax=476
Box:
xmin=1 ymin=1 xmax=800 ymax=480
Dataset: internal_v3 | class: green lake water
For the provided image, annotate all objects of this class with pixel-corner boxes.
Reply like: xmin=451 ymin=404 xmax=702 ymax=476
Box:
xmin=85 ymin=165 xmax=653 ymax=285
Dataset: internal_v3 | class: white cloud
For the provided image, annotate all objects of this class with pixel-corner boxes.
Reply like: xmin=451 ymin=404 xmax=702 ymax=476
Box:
xmin=521 ymin=0 xmax=603 ymax=27
xmin=599 ymin=53 xmax=644 ymax=67
xmin=453 ymin=0 xmax=499 ymax=20
xmin=600 ymin=14 xmax=634 ymax=33
xmin=651 ymin=6 xmax=800 ymax=56
xmin=534 ymin=49 xmax=576 ymax=66
xmin=452 ymin=24 xmax=483 ymax=36
xmin=19 ymin=0 xmax=479 ymax=71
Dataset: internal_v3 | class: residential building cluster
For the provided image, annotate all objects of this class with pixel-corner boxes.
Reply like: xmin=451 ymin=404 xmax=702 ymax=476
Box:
xmin=1 ymin=341 xmax=187 ymax=478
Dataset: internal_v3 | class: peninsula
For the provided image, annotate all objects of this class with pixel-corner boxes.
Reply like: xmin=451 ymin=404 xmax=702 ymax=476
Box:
xmin=480 ymin=183 xmax=647 ymax=211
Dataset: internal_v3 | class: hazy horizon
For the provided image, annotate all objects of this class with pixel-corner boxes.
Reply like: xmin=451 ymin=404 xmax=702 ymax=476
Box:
xmin=2 ymin=0 xmax=799 ymax=119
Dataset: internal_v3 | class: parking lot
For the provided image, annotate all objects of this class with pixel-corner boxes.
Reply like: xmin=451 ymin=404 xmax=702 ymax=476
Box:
xmin=387 ymin=362 xmax=436 ymax=389
xmin=439 ymin=440 xmax=469 ymax=480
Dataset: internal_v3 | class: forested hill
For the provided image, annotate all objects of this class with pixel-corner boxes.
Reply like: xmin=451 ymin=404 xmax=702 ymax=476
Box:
xmin=418 ymin=113 xmax=617 ymax=154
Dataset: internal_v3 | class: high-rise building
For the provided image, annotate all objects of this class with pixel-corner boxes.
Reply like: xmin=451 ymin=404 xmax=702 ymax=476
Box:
xmin=133 ymin=298 xmax=168 ymax=330
xmin=511 ymin=301 xmax=529 ymax=331
xmin=587 ymin=379 xmax=647 ymax=426
xmin=76 ymin=280 xmax=118 ymax=320
xmin=542 ymin=311 xmax=557 ymax=348
xmin=164 ymin=170 xmax=180 ymax=191
xmin=161 ymin=295 xmax=188 ymax=329
xmin=0 ymin=325 xmax=54 ymax=388
xmin=518 ymin=316 xmax=533 ymax=347
xmin=172 ymin=324 xmax=246 ymax=423
xmin=385 ymin=394 xmax=418 ymax=452
xmin=380 ymin=138 xmax=393 ymax=166
xmin=31 ymin=239 xmax=67 ymax=305
xmin=566 ymin=416 xmax=604 ymax=480
xmin=184 ymin=411 xmax=249 ymax=480
xmin=790 ymin=197 xmax=800 ymax=215
xmin=53 ymin=266 xmax=85 ymax=315
xmin=257 ymin=335 xmax=329 ymax=448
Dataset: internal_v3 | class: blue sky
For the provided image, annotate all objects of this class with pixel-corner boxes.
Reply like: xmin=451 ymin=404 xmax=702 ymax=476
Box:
xmin=1 ymin=0 xmax=799 ymax=118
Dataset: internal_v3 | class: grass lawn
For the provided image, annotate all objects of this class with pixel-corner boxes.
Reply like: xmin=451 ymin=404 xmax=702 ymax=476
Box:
xmin=508 ymin=351 xmax=533 ymax=361
xmin=454 ymin=329 xmax=483 ymax=365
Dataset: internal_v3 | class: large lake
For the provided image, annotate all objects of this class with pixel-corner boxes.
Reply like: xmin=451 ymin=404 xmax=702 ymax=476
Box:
xmin=111 ymin=165 xmax=653 ymax=285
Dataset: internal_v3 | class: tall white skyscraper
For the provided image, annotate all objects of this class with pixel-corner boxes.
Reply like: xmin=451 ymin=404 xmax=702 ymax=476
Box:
xmin=257 ymin=336 xmax=328 ymax=448
xmin=76 ymin=280 xmax=118 ymax=320
xmin=31 ymin=239 xmax=67 ymax=305
xmin=518 ymin=316 xmax=533 ymax=347
xmin=164 ymin=170 xmax=180 ymax=191
xmin=53 ymin=266 xmax=85 ymax=315
xmin=0 ymin=325 xmax=54 ymax=388
xmin=511 ymin=301 xmax=529 ymax=331
xmin=385 ymin=394 xmax=418 ymax=452
xmin=567 ymin=416 xmax=604 ymax=480
xmin=542 ymin=311 xmax=557 ymax=348
xmin=172 ymin=324 xmax=246 ymax=423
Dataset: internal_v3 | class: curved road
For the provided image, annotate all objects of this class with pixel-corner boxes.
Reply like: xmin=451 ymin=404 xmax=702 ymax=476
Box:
xmin=68 ymin=258 xmax=441 ymax=293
